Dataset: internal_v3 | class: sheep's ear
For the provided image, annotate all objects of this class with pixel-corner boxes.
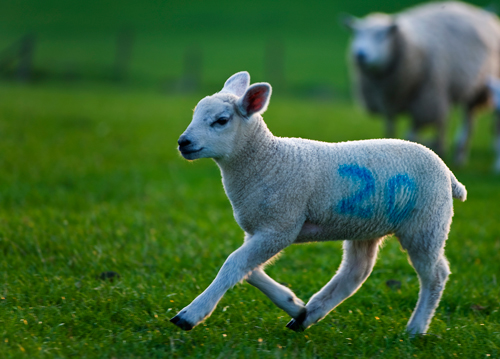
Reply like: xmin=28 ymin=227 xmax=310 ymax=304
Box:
xmin=221 ymin=71 xmax=250 ymax=97
xmin=237 ymin=83 xmax=272 ymax=117
xmin=340 ymin=13 xmax=359 ymax=31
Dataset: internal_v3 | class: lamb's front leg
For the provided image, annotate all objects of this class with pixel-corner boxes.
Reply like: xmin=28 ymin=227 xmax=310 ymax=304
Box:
xmin=247 ymin=268 xmax=306 ymax=318
xmin=287 ymin=238 xmax=382 ymax=331
xmin=170 ymin=230 xmax=297 ymax=330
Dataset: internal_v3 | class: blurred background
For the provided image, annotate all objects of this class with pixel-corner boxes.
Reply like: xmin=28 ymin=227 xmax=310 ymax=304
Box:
xmin=0 ymin=0 xmax=488 ymax=97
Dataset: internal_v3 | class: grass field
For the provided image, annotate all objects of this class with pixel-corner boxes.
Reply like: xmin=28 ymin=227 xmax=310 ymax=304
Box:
xmin=1 ymin=0 xmax=500 ymax=358
xmin=0 ymin=83 xmax=499 ymax=358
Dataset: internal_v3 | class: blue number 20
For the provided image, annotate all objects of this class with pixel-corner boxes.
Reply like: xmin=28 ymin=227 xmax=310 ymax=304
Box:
xmin=337 ymin=164 xmax=375 ymax=218
xmin=337 ymin=164 xmax=417 ymax=226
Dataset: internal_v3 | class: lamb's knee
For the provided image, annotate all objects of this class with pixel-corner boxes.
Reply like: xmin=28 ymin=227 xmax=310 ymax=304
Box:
xmin=435 ymin=257 xmax=451 ymax=283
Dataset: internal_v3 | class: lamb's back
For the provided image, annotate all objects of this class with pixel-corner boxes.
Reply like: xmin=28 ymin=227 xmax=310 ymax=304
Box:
xmin=286 ymin=138 xmax=452 ymax=238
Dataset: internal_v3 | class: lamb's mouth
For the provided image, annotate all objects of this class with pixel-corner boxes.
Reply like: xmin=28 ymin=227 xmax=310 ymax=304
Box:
xmin=180 ymin=147 xmax=204 ymax=156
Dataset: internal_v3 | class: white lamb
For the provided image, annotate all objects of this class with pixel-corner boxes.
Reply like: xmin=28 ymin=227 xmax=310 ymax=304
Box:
xmin=170 ymin=71 xmax=467 ymax=335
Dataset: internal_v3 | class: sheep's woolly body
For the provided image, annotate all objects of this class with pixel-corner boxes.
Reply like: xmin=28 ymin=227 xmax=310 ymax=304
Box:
xmin=357 ymin=2 xmax=500 ymax=117
xmin=172 ymin=71 xmax=466 ymax=336
xmin=351 ymin=1 xmax=500 ymax=160
xmin=217 ymin=118 xmax=462 ymax=243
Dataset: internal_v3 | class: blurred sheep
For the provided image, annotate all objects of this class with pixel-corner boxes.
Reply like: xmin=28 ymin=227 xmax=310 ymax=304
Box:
xmin=344 ymin=1 xmax=500 ymax=165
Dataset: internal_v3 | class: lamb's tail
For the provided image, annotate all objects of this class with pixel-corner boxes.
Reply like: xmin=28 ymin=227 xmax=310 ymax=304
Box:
xmin=450 ymin=171 xmax=467 ymax=202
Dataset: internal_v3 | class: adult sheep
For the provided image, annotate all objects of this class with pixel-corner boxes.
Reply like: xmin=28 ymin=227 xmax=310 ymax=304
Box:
xmin=344 ymin=1 xmax=500 ymax=165
xmin=170 ymin=71 xmax=466 ymax=336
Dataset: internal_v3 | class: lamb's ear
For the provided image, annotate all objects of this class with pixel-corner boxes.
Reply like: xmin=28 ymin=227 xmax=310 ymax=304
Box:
xmin=237 ymin=83 xmax=272 ymax=117
xmin=221 ymin=71 xmax=250 ymax=97
xmin=340 ymin=13 xmax=359 ymax=31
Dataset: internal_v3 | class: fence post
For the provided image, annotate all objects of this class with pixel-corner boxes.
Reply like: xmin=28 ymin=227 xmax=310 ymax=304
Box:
xmin=114 ymin=27 xmax=134 ymax=81
xmin=178 ymin=45 xmax=202 ymax=92
xmin=265 ymin=39 xmax=286 ymax=90
xmin=17 ymin=34 xmax=35 ymax=82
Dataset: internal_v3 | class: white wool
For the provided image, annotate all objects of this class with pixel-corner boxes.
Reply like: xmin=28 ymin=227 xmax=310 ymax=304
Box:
xmin=346 ymin=1 xmax=500 ymax=166
xmin=171 ymin=71 xmax=466 ymax=336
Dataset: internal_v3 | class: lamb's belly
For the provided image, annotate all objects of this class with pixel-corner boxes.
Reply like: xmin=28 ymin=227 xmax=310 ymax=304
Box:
xmin=296 ymin=219 xmax=391 ymax=243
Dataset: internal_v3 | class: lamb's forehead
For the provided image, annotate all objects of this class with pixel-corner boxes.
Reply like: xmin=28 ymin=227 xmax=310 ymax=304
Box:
xmin=194 ymin=93 xmax=238 ymax=118
xmin=357 ymin=13 xmax=394 ymax=30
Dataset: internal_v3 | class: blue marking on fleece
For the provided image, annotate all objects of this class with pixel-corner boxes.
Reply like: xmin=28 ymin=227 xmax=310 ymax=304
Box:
xmin=384 ymin=174 xmax=417 ymax=226
xmin=337 ymin=164 xmax=375 ymax=218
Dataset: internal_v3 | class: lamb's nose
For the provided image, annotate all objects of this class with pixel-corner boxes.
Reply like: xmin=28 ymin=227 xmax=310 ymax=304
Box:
xmin=178 ymin=136 xmax=191 ymax=148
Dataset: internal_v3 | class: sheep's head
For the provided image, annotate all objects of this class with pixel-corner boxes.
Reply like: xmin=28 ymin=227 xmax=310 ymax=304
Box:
xmin=343 ymin=13 xmax=398 ymax=74
xmin=178 ymin=71 xmax=272 ymax=160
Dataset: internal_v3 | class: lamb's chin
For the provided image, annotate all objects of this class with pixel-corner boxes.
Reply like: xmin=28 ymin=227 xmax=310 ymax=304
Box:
xmin=180 ymin=148 xmax=205 ymax=160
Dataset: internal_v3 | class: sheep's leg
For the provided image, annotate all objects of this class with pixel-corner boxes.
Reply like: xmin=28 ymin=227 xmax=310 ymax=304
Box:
xmin=385 ymin=115 xmax=396 ymax=138
xmin=405 ymin=121 xmax=426 ymax=146
xmin=286 ymin=238 xmax=382 ymax=331
xmin=246 ymin=267 xmax=305 ymax=318
xmin=454 ymin=109 xmax=474 ymax=166
xmin=494 ymin=111 xmax=500 ymax=173
xmin=170 ymin=230 xmax=298 ymax=330
xmin=406 ymin=125 xmax=418 ymax=143
xmin=404 ymin=247 xmax=450 ymax=335
xmin=434 ymin=119 xmax=447 ymax=159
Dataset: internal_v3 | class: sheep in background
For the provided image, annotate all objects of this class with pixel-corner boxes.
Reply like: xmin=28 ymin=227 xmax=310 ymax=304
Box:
xmin=170 ymin=71 xmax=466 ymax=336
xmin=487 ymin=76 xmax=500 ymax=172
xmin=343 ymin=1 xmax=500 ymax=165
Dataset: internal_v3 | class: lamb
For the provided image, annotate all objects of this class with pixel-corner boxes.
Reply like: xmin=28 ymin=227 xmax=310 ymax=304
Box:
xmin=486 ymin=76 xmax=500 ymax=173
xmin=170 ymin=71 xmax=467 ymax=335
xmin=343 ymin=1 xmax=500 ymax=165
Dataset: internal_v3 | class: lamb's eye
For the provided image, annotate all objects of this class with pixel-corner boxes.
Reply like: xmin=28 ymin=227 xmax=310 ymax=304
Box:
xmin=212 ymin=117 xmax=229 ymax=127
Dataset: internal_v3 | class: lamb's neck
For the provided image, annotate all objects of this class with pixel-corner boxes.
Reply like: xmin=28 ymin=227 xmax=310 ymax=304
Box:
xmin=214 ymin=118 xmax=280 ymax=198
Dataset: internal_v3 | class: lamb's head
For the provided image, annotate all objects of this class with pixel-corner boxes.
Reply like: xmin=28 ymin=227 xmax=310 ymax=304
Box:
xmin=178 ymin=71 xmax=272 ymax=160
xmin=343 ymin=13 xmax=398 ymax=74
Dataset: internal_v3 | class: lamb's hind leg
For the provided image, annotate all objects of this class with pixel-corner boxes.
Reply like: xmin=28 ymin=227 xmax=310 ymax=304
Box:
xmin=247 ymin=268 xmax=306 ymax=318
xmin=400 ymin=233 xmax=450 ymax=335
xmin=286 ymin=237 xmax=382 ymax=331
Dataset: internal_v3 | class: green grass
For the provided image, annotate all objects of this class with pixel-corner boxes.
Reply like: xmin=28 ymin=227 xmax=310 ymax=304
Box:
xmin=0 ymin=83 xmax=499 ymax=358
xmin=1 ymin=1 xmax=499 ymax=357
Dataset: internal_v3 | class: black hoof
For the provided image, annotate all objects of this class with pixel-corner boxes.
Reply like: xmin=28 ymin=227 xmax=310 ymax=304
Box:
xmin=170 ymin=314 xmax=193 ymax=331
xmin=286 ymin=310 xmax=307 ymax=332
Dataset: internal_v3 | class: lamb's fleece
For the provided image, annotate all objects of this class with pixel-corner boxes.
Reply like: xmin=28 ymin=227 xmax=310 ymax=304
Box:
xmin=171 ymin=71 xmax=466 ymax=335
xmin=220 ymin=125 xmax=466 ymax=244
